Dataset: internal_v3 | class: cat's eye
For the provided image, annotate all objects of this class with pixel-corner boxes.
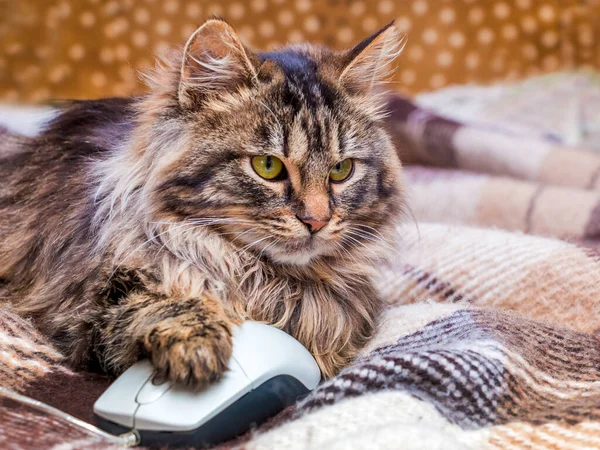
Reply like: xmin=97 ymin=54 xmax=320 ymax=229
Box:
xmin=251 ymin=155 xmax=286 ymax=180
xmin=329 ymin=159 xmax=354 ymax=183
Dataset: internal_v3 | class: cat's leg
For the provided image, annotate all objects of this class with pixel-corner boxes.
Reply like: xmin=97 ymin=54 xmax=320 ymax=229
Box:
xmin=97 ymin=291 xmax=234 ymax=387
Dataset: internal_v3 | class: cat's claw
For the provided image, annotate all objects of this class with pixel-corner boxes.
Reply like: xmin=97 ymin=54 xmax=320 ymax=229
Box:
xmin=143 ymin=318 xmax=233 ymax=388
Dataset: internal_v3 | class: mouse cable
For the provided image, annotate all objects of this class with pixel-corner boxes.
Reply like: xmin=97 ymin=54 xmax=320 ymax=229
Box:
xmin=0 ymin=386 xmax=140 ymax=447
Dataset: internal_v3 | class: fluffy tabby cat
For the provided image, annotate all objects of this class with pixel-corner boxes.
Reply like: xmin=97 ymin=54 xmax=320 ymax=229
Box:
xmin=0 ymin=19 xmax=405 ymax=386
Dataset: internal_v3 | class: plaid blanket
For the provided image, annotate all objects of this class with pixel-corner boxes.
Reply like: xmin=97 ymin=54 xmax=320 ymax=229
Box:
xmin=4 ymin=74 xmax=600 ymax=449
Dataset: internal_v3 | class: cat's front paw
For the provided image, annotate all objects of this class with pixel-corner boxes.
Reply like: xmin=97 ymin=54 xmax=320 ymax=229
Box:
xmin=143 ymin=315 xmax=233 ymax=388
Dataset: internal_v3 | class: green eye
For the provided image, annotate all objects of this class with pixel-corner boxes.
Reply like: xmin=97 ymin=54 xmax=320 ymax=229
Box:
xmin=251 ymin=155 xmax=285 ymax=180
xmin=329 ymin=159 xmax=354 ymax=182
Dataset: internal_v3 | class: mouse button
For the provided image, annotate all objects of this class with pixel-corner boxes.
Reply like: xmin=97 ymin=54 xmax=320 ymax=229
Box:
xmin=93 ymin=360 xmax=155 ymax=428
xmin=232 ymin=322 xmax=321 ymax=390
xmin=133 ymin=358 xmax=252 ymax=432
xmin=230 ymin=354 xmax=250 ymax=380
xmin=136 ymin=377 xmax=173 ymax=405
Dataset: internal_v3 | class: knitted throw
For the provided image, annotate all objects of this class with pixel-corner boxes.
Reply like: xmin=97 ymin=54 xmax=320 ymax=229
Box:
xmin=4 ymin=78 xmax=600 ymax=449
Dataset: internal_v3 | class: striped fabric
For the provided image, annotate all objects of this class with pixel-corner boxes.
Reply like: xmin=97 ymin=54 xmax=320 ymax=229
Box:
xmin=4 ymin=77 xmax=600 ymax=449
xmin=246 ymin=224 xmax=600 ymax=450
xmin=405 ymin=167 xmax=600 ymax=241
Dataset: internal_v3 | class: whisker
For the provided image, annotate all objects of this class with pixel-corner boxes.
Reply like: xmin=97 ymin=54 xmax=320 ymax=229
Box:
xmin=186 ymin=218 xmax=254 ymax=225
xmin=109 ymin=221 xmax=189 ymax=281
xmin=345 ymin=229 xmax=378 ymax=242
xmin=348 ymin=225 xmax=403 ymax=255
xmin=154 ymin=223 xmax=202 ymax=268
xmin=403 ymin=203 xmax=421 ymax=243
xmin=229 ymin=227 xmax=259 ymax=244
xmin=347 ymin=229 xmax=400 ymax=255
xmin=252 ymin=99 xmax=282 ymax=128
xmin=341 ymin=234 xmax=381 ymax=261
xmin=332 ymin=240 xmax=362 ymax=266
xmin=235 ymin=235 xmax=274 ymax=255
xmin=186 ymin=216 xmax=253 ymax=221
xmin=346 ymin=227 xmax=401 ymax=256
xmin=353 ymin=224 xmax=388 ymax=240
xmin=258 ymin=238 xmax=280 ymax=260
xmin=151 ymin=220 xmax=262 ymax=248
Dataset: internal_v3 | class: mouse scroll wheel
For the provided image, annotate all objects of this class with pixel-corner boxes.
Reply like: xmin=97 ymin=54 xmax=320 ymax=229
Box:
xmin=136 ymin=376 xmax=173 ymax=404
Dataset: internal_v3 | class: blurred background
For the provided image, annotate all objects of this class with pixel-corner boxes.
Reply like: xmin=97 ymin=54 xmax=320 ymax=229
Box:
xmin=0 ymin=0 xmax=599 ymax=103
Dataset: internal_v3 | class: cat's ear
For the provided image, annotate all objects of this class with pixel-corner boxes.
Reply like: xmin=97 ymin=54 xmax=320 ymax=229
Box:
xmin=178 ymin=19 xmax=257 ymax=108
xmin=339 ymin=22 xmax=406 ymax=93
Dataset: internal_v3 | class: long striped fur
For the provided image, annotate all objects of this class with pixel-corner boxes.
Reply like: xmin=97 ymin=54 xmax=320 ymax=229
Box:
xmin=0 ymin=20 xmax=405 ymax=385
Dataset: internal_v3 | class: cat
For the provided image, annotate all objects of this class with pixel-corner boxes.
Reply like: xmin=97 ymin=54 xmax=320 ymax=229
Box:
xmin=0 ymin=19 xmax=406 ymax=386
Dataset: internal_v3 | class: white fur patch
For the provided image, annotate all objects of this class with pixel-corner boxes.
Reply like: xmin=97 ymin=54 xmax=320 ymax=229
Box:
xmin=0 ymin=105 xmax=58 ymax=137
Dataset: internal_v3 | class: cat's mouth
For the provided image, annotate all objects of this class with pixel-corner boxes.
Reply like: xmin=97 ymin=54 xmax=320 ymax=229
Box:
xmin=226 ymin=219 xmax=345 ymax=266
xmin=252 ymin=234 xmax=338 ymax=266
xmin=267 ymin=245 xmax=321 ymax=266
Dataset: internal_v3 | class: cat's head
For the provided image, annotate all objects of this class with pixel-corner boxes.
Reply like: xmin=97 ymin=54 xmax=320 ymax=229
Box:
xmin=139 ymin=19 xmax=406 ymax=267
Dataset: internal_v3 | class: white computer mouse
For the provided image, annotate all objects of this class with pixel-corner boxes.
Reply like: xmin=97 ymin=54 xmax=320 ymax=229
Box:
xmin=93 ymin=321 xmax=321 ymax=448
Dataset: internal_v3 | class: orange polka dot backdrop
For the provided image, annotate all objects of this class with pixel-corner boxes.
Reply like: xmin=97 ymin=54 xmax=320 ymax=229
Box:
xmin=1 ymin=0 xmax=599 ymax=103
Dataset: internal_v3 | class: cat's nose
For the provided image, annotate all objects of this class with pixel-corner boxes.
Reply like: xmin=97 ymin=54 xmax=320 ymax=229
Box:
xmin=297 ymin=216 xmax=329 ymax=233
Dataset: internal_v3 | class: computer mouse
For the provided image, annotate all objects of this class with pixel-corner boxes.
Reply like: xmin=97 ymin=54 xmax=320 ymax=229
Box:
xmin=93 ymin=321 xmax=321 ymax=448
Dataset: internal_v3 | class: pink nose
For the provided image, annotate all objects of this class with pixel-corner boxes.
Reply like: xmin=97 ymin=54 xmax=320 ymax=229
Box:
xmin=300 ymin=218 xmax=329 ymax=233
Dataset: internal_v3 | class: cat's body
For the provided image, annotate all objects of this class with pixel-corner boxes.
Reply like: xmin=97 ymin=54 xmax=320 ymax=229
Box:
xmin=1 ymin=20 xmax=405 ymax=385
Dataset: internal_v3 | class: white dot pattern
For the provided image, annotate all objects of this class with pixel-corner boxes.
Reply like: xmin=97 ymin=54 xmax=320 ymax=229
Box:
xmin=0 ymin=0 xmax=597 ymax=102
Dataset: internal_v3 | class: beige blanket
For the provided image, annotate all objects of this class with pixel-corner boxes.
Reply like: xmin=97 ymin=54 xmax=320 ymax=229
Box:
xmin=3 ymin=76 xmax=600 ymax=449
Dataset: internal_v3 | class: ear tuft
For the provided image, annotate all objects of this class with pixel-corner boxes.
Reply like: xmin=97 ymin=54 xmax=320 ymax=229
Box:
xmin=339 ymin=22 xmax=407 ymax=93
xmin=178 ymin=19 xmax=257 ymax=108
